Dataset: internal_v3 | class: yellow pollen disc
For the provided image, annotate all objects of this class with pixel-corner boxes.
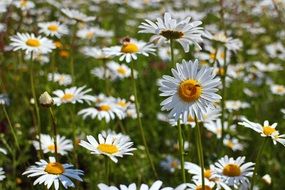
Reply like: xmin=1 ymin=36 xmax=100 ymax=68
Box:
xmin=48 ymin=144 xmax=55 ymax=151
xmin=54 ymin=41 xmax=63 ymax=48
xmin=226 ymin=141 xmax=234 ymax=149
xmin=170 ymin=161 xmax=178 ymax=168
xmin=97 ymin=144 xmax=118 ymax=154
xmin=20 ymin=0 xmax=28 ymax=6
xmin=26 ymin=38 xmax=41 ymax=47
xmin=99 ymin=105 xmax=111 ymax=111
xmin=204 ymin=169 xmax=212 ymax=179
xmin=196 ymin=185 xmax=212 ymax=190
xmin=121 ymin=43 xmax=139 ymax=53
xmin=117 ymin=66 xmax=127 ymax=75
xmin=178 ymin=79 xmax=202 ymax=102
xmin=117 ymin=101 xmax=127 ymax=108
xmin=210 ymin=52 xmax=216 ymax=60
xmin=61 ymin=93 xmax=74 ymax=101
xmin=218 ymin=68 xmax=225 ymax=76
xmin=263 ymin=126 xmax=276 ymax=136
xmin=160 ymin=30 xmax=184 ymax=40
xmin=222 ymin=164 xmax=241 ymax=177
xmin=86 ymin=32 xmax=94 ymax=39
xmin=48 ymin=24 xmax=59 ymax=32
xmin=59 ymin=50 xmax=70 ymax=58
xmin=188 ymin=116 xmax=195 ymax=122
xmin=44 ymin=162 xmax=64 ymax=175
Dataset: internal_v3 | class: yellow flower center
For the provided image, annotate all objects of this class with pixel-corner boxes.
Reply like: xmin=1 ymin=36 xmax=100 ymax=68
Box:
xmin=196 ymin=185 xmax=212 ymax=190
xmin=44 ymin=162 xmax=64 ymax=175
xmin=178 ymin=79 xmax=202 ymax=102
xmin=54 ymin=41 xmax=63 ymax=49
xmin=160 ymin=30 xmax=184 ymax=40
xmin=97 ymin=144 xmax=118 ymax=154
xmin=117 ymin=66 xmax=127 ymax=75
xmin=26 ymin=38 xmax=41 ymax=47
xmin=61 ymin=93 xmax=74 ymax=101
xmin=210 ymin=52 xmax=216 ymax=60
xmin=20 ymin=0 xmax=28 ymax=7
xmin=170 ymin=161 xmax=178 ymax=168
xmin=117 ymin=101 xmax=127 ymax=108
xmin=222 ymin=164 xmax=241 ymax=177
xmin=204 ymin=169 xmax=212 ymax=179
xmin=99 ymin=105 xmax=111 ymax=111
xmin=86 ymin=32 xmax=94 ymax=39
xmin=59 ymin=50 xmax=70 ymax=58
xmin=48 ymin=24 xmax=59 ymax=32
xmin=263 ymin=126 xmax=276 ymax=136
xmin=188 ymin=115 xmax=195 ymax=122
xmin=48 ymin=144 xmax=55 ymax=151
xmin=226 ymin=140 xmax=234 ymax=149
xmin=121 ymin=43 xmax=139 ymax=53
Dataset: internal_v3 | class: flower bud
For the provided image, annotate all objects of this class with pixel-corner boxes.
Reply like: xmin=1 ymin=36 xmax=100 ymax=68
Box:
xmin=39 ymin=91 xmax=53 ymax=107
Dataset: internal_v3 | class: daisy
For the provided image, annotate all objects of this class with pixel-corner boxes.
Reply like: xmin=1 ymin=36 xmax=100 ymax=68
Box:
xmin=90 ymin=66 xmax=113 ymax=80
xmin=52 ymin=86 xmax=95 ymax=106
xmin=103 ymin=37 xmax=155 ymax=63
xmin=22 ymin=157 xmax=84 ymax=190
xmin=184 ymin=162 xmax=231 ymax=190
xmin=160 ymin=155 xmax=180 ymax=173
xmin=223 ymin=135 xmax=244 ymax=151
xmin=48 ymin=73 xmax=72 ymax=86
xmin=10 ymin=33 xmax=55 ymax=55
xmin=0 ymin=0 xmax=12 ymax=13
xmin=61 ymin=8 xmax=95 ymax=22
xmin=186 ymin=178 xmax=216 ymax=190
xmin=78 ymin=101 xmax=125 ymax=123
xmin=270 ymin=84 xmax=285 ymax=95
xmin=0 ymin=168 xmax=5 ymax=181
xmin=204 ymin=119 xmax=230 ymax=139
xmin=81 ymin=46 xmax=110 ymax=60
xmin=139 ymin=12 xmax=204 ymax=52
xmin=0 ymin=93 xmax=9 ymax=105
xmin=38 ymin=21 xmax=68 ymax=38
xmin=79 ymin=132 xmax=136 ymax=163
xmin=14 ymin=0 xmax=35 ymax=11
xmin=225 ymin=100 xmax=250 ymax=112
xmin=107 ymin=61 xmax=131 ymax=79
xmin=77 ymin=27 xmax=113 ymax=40
xmin=212 ymin=156 xmax=254 ymax=189
xmin=238 ymin=118 xmax=285 ymax=146
xmin=158 ymin=59 xmax=221 ymax=122
xmin=33 ymin=134 xmax=73 ymax=155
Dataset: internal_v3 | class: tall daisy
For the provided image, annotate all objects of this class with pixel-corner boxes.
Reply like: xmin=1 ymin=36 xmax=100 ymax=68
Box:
xmin=212 ymin=156 xmax=254 ymax=189
xmin=22 ymin=157 xmax=84 ymax=190
xmin=52 ymin=86 xmax=95 ymax=106
xmin=158 ymin=59 xmax=221 ymax=122
xmin=10 ymin=33 xmax=55 ymax=55
xmin=38 ymin=21 xmax=68 ymax=38
xmin=61 ymin=8 xmax=95 ymax=22
xmin=139 ymin=12 xmax=204 ymax=52
xmin=33 ymin=134 xmax=73 ymax=156
xmin=103 ymin=37 xmax=155 ymax=63
xmin=79 ymin=132 xmax=136 ymax=163
xmin=238 ymin=118 xmax=285 ymax=146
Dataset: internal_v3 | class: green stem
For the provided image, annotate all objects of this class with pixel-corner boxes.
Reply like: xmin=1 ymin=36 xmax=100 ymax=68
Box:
xmin=250 ymin=138 xmax=268 ymax=190
xmin=49 ymin=107 xmax=58 ymax=161
xmin=105 ymin=157 xmax=110 ymax=183
xmin=130 ymin=62 xmax=157 ymax=178
xmin=1 ymin=104 xmax=20 ymax=150
xmin=29 ymin=52 xmax=43 ymax=158
xmin=195 ymin=117 xmax=205 ymax=190
xmin=70 ymin=23 xmax=77 ymax=83
xmin=177 ymin=119 xmax=186 ymax=182
xmin=220 ymin=48 xmax=227 ymax=144
xmin=170 ymin=39 xmax=175 ymax=67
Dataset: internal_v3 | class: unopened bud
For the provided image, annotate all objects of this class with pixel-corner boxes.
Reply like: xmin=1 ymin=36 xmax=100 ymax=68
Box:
xmin=39 ymin=91 xmax=53 ymax=107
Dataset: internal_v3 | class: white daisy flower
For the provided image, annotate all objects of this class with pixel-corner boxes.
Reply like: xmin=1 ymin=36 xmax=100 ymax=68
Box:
xmin=186 ymin=178 xmax=216 ymax=190
xmin=81 ymin=46 xmax=110 ymax=59
xmin=78 ymin=101 xmax=125 ymax=123
xmin=61 ymin=8 xmax=95 ymax=22
xmin=14 ymin=0 xmax=35 ymax=11
xmin=33 ymin=134 xmax=73 ymax=156
xmin=107 ymin=61 xmax=131 ymax=79
xmin=79 ymin=132 xmax=136 ymax=163
xmin=160 ymin=155 xmax=180 ymax=173
xmin=238 ymin=118 xmax=285 ymax=146
xmin=223 ymin=135 xmax=244 ymax=151
xmin=38 ymin=21 xmax=68 ymax=38
xmin=77 ymin=27 xmax=113 ymax=40
xmin=22 ymin=157 xmax=84 ymax=190
xmin=90 ymin=66 xmax=113 ymax=80
xmin=185 ymin=162 xmax=231 ymax=190
xmin=212 ymin=156 xmax=254 ymax=189
xmin=0 ymin=93 xmax=9 ymax=105
xmin=139 ymin=12 xmax=204 ymax=52
xmin=48 ymin=73 xmax=72 ymax=86
xmin=103 ymin=37 xmax=155 ymax=63
xmin=0 ymin=168 xmax=5 ymax=181
xmin=10 ymin=33 xmax=55 ymax=55
xmin=270 ymin=84 xmax=285 ymax=95
xmin=204 ymin=119 xmax=230 ymax=139
xmin=0 ymin=0 xmax=12 ymax=13
xmin=158 ymin=59 xmax=221 ymax=122
xmin=52 ymin=86 xmax=95 ymax=106
xmin=225 ymin=100 xmax=250 ymax=112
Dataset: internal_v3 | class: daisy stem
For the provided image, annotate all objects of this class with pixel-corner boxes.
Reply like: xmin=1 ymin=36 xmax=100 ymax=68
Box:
xmin=250 ymin=138 xmax=268 ymax=190
xmin=49 ymin=107 xmax=58 ymax=161
xmin=195 ymin=117 xmax=205 ymax=190
xmin=177 ymin=119 xmax=186 ymax=182
xmin=70 ymin=23 xmax=77 ymax=83
xmin=29 ymin=52 xmax=43 ymax=158
xmin=105 ymin=157 xmax=110 ymax=183
xmin=220 ymin=48 xmax=227 ymax=145
xmin=130 ymin=61 xmax=157 ymax=178
xmin=1 ymin=104 xmax=20 ymax=150
xmin=170 ymin=39 xmax=175 ymax=67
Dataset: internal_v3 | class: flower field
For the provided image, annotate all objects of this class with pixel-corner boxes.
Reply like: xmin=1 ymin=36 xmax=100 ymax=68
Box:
xmin=0 ymin=0 xmax=285 ymax=190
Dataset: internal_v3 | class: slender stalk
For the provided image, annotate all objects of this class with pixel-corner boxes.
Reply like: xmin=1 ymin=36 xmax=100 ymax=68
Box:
xmin=220 ymin=48 xmax=227 ymax=143
xmin=105 ymin=157 xmax=110 ymax=183
xmin=49 ymin=107 xmax=58 ymax=161
xmin=1 ymin=104 xmax=20 ymax=150
xmin=130 ymin=61 xmax=157 ymax=178
xmin=195 ymin=117 xmax=205 ymax=190
xmin=70 ymin=23 xmax=78 ymax=83
xmin=250 ymin=138 xmax=268 ymax=190
xmin=29 ymin=52 xmax=43 ymax=158
xmin=170 ymin=39 xmax=175 ymax=68
xmin=177 ymin=120 xmax=186 ymax=182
